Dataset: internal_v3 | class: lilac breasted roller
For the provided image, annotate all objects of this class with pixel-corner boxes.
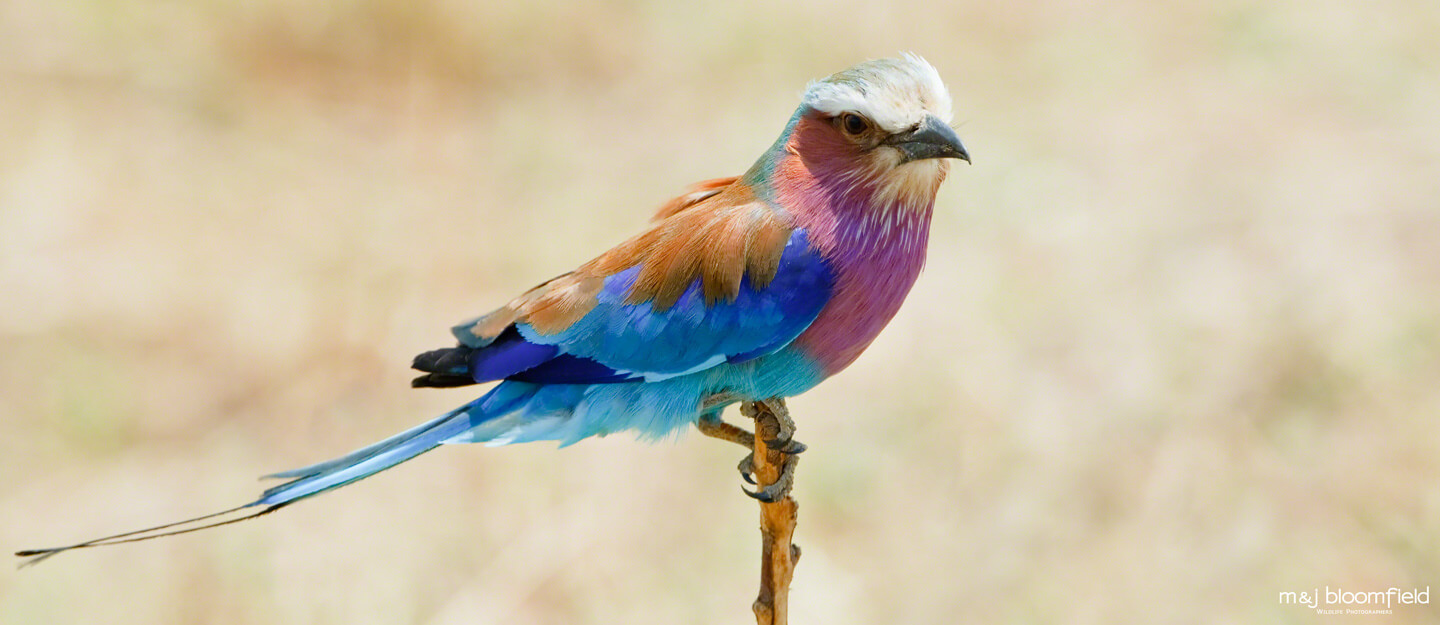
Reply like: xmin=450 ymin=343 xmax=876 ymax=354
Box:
xmin=19 ymin=54 xmax=968 ymax=563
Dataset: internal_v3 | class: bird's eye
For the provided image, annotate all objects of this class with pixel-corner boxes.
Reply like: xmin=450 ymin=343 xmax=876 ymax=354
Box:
xmin=839 ymin=113 xmax=870 ymax=136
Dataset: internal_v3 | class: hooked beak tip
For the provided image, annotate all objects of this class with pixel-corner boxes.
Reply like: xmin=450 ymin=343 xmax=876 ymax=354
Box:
xmin=888 ymin=115 xmax=970 ymax=164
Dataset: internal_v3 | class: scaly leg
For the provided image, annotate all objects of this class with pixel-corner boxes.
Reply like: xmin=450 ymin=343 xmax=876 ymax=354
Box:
xmin=696 ymin=410 xmax=763 ymax=485
xmin=696 ymin=411 xmax=754 ymax=449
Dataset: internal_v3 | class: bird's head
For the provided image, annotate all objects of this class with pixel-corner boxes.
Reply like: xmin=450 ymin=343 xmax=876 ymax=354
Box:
xmin=780 ymin=54 xmax=967 ymax=211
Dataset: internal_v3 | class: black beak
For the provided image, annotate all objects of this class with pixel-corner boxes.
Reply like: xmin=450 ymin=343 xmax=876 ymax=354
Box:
xmin=884 ymin=115 xmax=969 ymax=164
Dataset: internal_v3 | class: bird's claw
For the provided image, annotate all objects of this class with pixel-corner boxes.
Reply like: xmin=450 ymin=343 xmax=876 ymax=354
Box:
xmin=737 ymin=440 xmax=804 ymax=487
xmin=738 ymin=453 xmax=756 ymax=485
xmin=743 ymin=452 xmax=799 ymax=503
xmin=763 ymin=437 xmax=807 ymax=455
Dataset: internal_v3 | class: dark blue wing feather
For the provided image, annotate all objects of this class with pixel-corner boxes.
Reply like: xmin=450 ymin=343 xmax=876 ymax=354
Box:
xmin=462 ymin=326 xmax=637 ymax=385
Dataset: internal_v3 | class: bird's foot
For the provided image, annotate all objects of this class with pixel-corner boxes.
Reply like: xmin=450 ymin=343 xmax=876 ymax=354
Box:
xmin=741 ymin=398 xmax=805 ymax=452
xmin=734 ymin=439 xmax=806 ymax=487
xmin=697 ymin=397 xmax=804 ymax=499
xmin=740 ymin=398 xmax=804 ymax=502
xmin=743 ymin=452 xmax=799 ymax=503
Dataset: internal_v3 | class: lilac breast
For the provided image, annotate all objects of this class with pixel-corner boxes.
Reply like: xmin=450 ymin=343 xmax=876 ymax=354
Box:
xmin=791 ymin=206 xmax=932 ymax=374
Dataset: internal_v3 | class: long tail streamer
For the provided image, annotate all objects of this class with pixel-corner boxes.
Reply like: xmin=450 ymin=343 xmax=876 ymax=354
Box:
xmin=16 ymin=394 xmax=500 ymax=567
xmin=16 ymin=504 xmax=285 ymax=567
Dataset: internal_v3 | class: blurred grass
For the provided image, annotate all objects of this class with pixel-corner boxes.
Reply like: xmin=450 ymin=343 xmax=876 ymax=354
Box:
xmin=3 ymin=0 xmax=1439 ymax=623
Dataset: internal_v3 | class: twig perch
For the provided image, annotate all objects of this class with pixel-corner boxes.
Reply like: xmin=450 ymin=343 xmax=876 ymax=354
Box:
xmin=696 ymin=397 xmax=803 ymax=624
xmin=742 ymin=399 xmax=800 ymax=625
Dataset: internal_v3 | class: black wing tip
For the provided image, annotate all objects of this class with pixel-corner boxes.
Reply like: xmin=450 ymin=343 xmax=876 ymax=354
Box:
xmin=411 ymin=373 xmax=477 ymax=388
xmin=411 ymin=345 xmax=478 ymax=388
xmin=411 ymin=346 xmax=473 ymax=373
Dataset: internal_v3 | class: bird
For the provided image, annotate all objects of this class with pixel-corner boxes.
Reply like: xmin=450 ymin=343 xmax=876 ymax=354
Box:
xmin=17 ymin=53 xmax=968 ymax=564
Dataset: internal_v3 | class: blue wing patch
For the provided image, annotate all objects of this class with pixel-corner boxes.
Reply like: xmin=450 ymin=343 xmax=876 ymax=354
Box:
xmin=517 ymin=229 xmax=834 ymax=379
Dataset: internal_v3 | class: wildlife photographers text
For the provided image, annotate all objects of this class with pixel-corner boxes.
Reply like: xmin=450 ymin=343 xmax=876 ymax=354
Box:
xmin=1278 ymin=586 xmax=1429 ymax=614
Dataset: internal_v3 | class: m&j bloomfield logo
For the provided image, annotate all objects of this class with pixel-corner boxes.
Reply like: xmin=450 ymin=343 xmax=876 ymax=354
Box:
xmin=1279 ymin=586 xmax=1429 ymax=616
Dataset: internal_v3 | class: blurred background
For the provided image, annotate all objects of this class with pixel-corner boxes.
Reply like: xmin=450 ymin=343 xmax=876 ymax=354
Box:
xmin=3 ymin=0 xmax=1438 ymax=623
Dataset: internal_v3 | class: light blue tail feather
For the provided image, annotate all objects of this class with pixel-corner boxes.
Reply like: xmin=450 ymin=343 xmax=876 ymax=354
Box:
xmin=262 ymin=410 xmax=471 ymax=481
xmin=255 ymin=382 xmax=554 ymax=507
xmin=255 ymin=384 xmax=535 ymax=506
xmin=256 ymin=405 xmax=475 ymax=506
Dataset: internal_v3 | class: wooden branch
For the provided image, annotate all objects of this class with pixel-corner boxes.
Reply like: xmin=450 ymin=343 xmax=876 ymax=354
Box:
xmin=742 ymin=399 xmax=800 ymax=625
